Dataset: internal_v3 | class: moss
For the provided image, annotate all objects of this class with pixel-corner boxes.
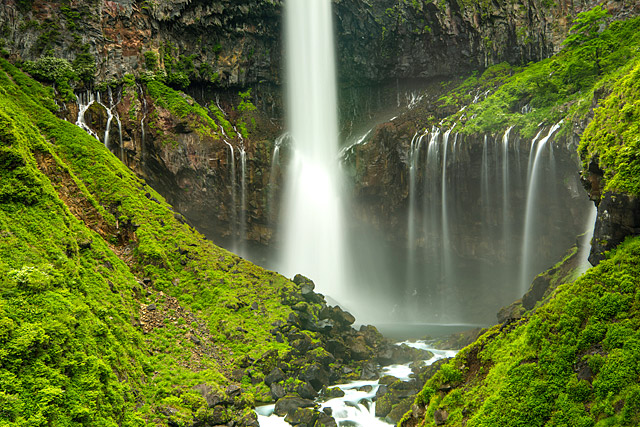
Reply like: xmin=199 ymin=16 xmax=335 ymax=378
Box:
xmin=425 ymin=11 xmax=640 ymax=140
xmin=578 ymin=59 xmax=640 ymax=195
xmin=409 ymin=236 xmax=640 ymax=426
xmin=0 ymin=57 xmax=297 ymax=424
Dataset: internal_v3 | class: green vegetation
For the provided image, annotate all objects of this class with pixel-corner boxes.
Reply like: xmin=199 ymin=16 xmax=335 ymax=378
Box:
xmin=579 ymin=60 xmax=640 ymax=195
xmin=146 ymin=79 xmax=236 ymax=140
xmin=432 ymin=9 xmax=640 ymax=139
xmin=409 ymin=236 xmax=640 ymax=426
xmin=0 ymin=58 xmax=297 ymax=425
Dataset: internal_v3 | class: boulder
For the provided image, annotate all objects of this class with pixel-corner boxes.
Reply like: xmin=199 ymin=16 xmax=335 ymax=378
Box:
xmin=285 ymin=407 xmax=318 ymax=426
xmin=270 ymin=383 xmax=286 ymax=400
xmin=274 ymin=395 xmax=316 ymax=417
xmin=264 ymin=368 xmax=286 ymax=386
xmin=299 ymin=364 xmax=330 ymax=391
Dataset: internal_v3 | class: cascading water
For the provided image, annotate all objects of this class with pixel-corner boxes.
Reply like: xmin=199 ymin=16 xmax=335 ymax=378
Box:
xmin=268 ymin=133 xmax=289 ymax=226
xmin=502 ymin=126 xmax=514 ymax=259
xmin=239 ymin=146 xmax=247 ymax=257
xmin=344 ymin=121 xmax=591 ymax=324
xmin=280 ymin=0 xmax=345 ymax=299
xmin=75 ymin=91 xmax=99 ymax=140
xmin=223 ymin=140 xmax=238 ymax=251
xmin=95 ymin=92 xmax=113 ymax=147
xmin=440 ymin=128 xmax=455 ymax=313
xmin=520 ymin=121 xmax=563 ymax=293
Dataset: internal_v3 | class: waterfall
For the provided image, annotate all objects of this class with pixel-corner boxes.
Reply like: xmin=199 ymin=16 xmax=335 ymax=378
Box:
xmin=520 ymin=121 xmax=563 ymax=292
xmin=239 ymin=146 xmax=247 ymax=256
xmin=406 ymin=131 xmax=424 ymax=306
xmin=75 ymin=91 xmax=99 ymax=140
xmin=138 ymin=84 xmax=147 ymax=148
xmin=440 ymin=128 xmax=455 ymax=309
xmin=268 ymin=133 xmax=288 ymax=226
xmin=96 ymin=92 xmax=113 ymax=147
xmin=280 ymin=0 xmax=344 ymax=299
xmin=224 ymin=140 xmax=238 ymax=248
xmin=502 ymin=126 xmax=514 ymax=260
xmin=577 ymin=205 xmax=598 ymax=274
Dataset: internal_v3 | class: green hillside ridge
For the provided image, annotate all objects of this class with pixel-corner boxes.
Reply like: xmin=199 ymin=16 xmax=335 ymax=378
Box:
xmin=0 ymin=58 xmax=303 ymax=426
xmin=415 ymin=7 xmax=640 ymax=142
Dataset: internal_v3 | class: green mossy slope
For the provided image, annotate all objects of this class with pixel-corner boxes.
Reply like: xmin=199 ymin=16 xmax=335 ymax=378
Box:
xmin=0 ymin=58 xmax=297 ymax=426
xmin=403 ymin=236 xmax=640 ymax=427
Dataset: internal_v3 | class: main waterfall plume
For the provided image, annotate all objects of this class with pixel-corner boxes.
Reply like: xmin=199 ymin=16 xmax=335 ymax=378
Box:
xmin=280 ymin=0 xmax=345 ymax=299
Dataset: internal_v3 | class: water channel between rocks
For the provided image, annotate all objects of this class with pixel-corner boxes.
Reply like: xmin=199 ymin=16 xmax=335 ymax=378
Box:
xmin=256 ymin=341 xmax=458 ymax=426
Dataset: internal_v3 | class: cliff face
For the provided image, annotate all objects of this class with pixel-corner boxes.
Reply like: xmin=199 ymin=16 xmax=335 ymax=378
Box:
xmin=0 ymin=0 xmax=625 ymax=259
xmin=0 ymin=0 xmax=618 ymax=88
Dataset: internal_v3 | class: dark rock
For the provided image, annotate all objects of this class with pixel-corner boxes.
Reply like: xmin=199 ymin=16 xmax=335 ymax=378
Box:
xmin=375 ymin=384 xmax=389 ymax=398
xmin=193 ymin=384 xmax=221 ymax=408
xmin=321 ymin=386 xmax=345 ymax=399
xmin=299 ymin=364 xmax=330 ymax=391
xmin=434 ymin=408 xmax=449 ymax=425
xmin=295 ymin=381 xmax=318 ymax=400
xmin=386 ymin=397 xmax=413 ymax=424
xmin=274 ymin=395 xmax=316 ymax=417
xmin=378 ymin=375 xmax=399 ymax=386
xmin=265 ymin=368 xmax=286 ymax=386
xmin=270 ymin=383 xmax=286 ymax=400
xmin=522 ymin=274 xmax=552 ymax=310
xmin=146 ymin=303 xmax=156 ymax=311
xmin=589 ymin=192 xmax=640 ymax=265
xmin=576 ymin=363 xmax=593 ymax=382
xmin=346 ymin=336 xmax=370 ymax=361
xmin=497 ymin=300 xmax=525 ymax=323
xmin=314 ymin=412 xmax=338 ymax=427
xmin=322 ymin=407 xmax=333 ymax=416
xmin=226 ymin=384 xmax=242 ymax=397
xmin=285 ymin=407 xmax=318 ymax=426
xmin=359 ymin=361 xmax=379 ymax=380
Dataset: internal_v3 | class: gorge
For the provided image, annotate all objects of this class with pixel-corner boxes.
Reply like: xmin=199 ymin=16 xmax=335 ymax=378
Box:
xmin=1 ymin=0 xmax=640 ymax=426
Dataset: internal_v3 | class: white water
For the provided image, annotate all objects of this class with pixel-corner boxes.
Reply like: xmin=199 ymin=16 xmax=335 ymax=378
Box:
xmin=75 ymin=91 xmax=99 ymax=140
xmin=440 ymin=128 xmax=455 ymax=313
xmin=239 ymin=146 xmax=247 ymax=256
xmin=138 ymin=84 xmax=147 ymax=147
xmin=280 ymin=0 xmax=345 ymax=299
xmin=502 ymin=126 xmax=514 ymax=259
xmin=577 ymin=205 xmax=598 ymax=274
xmin=520 ymin=121 xmax=563 ymax=292
xmin=95 ymin=92 xmax=113 ymax=147
xmin=224 ymin=140 xmax=238 ymax=249
xmin=257 ymin=342 xmax=457 ymax=427
xmin=268 ymin=133 xmax=290 ymax=226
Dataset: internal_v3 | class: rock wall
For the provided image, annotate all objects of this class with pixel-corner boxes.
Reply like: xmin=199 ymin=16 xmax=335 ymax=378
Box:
xmin=0 ymin=0 xmax=613 ymax=88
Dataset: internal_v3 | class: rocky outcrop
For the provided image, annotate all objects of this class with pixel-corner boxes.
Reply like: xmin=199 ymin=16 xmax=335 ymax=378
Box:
xmin=4 ymin=0 xmax=632 ymax=89
xmin=588 ymin=192 xmax=640 ymax=265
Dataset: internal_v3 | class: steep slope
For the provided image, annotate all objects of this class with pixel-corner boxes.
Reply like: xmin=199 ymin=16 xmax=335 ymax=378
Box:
xmin=0 ymin=59 xmax=425 ymax=426
xmin=0 ymin=56 xmax=292 ymax=426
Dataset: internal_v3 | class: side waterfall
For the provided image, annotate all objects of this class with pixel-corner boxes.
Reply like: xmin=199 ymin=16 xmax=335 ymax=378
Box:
xmin=360 ymin=122 xmax=591 ymax=324
xmin=280 ymin=0 xmax=345 ymax=299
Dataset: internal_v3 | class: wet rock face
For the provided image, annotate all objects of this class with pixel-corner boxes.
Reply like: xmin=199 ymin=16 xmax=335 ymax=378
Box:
xmin=589 ymin=192 xmax=640 ymax=265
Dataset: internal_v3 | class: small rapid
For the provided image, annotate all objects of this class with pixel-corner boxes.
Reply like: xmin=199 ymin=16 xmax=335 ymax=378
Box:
xmin=256 ymin=342 xmax=456 ymax=427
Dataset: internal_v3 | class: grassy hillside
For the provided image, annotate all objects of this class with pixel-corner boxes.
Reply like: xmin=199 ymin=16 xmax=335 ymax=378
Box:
xmin=0 ymin=57 xmax=299 ymax=426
